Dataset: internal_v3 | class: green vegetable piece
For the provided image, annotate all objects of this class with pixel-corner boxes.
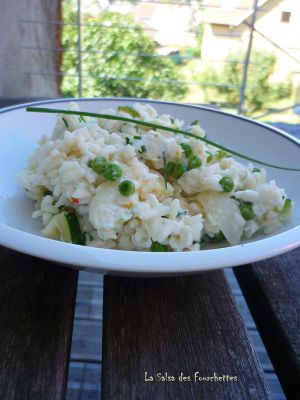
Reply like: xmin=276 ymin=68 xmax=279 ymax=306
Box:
xmin=173 ymin=163 xmax=187 ymax=179
xmin=239 ymin=202 xmax=255 ymax=221
xmin=176 ymin=210 xmax=188 ymax=218
xmin=117 ymin=106 xmax=140 ymax=118
xmin=56 ymin=211 xmax=83 ymax=245
xmin=188 ymin=155 xmax=202 ymax=170
xmin=180 ymin=143 xmax=192 ymax=158
xmin=125 ymin=137 xmax=133 ymax=145
xmin=252 ymin=167 xmax=261 ymax=173
xmin=118 ymin=180 xmax=135 ymax=197
xmin=206 ymin=151 xmax=213 ymax=163
xmin=166 ymin=161 xmax=175 ymax=174
xmin=215 ymin=150 xmax=231 ymax=160
xmin=280 ymin=198 xmax=292 ymax=221
xmin=82 ymin=232 xmax=93 ymax=245
xmin=151 ymin=241 xmax=168 ymax=252
xmin=79 ymin=115 xmax=85 ymax=122
xmin=88 ymin=156 xmax=107 ymax=173
xmin=162 ymin=151 xmax=168 ymax=189
xmin=43 ymin=189 xmax=52 ymax=196
xmin=219 ymin=176 xmax=234 ymax=192
xmin=62 ymin=117 xmax=68 ymax=128
xmin=134 ymin=135 xmax=142 ymax=140
xmin=191 ymin=120 xmax=200 ymax=126
xmin=103 ymin=163 xmax=123 ymax=181
xmin=211 ymin=231 xmax=225 ymax=243
xmin=138 ymin=145 xmax=147 ymax=154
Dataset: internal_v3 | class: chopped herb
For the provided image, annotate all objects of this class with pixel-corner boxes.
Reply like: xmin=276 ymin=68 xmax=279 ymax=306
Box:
xmin=138 ymin=145 xmax=147 ymax=154
xmin=125 ymin=137 xmax=133 ymax=145
xmin=176 ymin=210 xmax=188 ymax=218
xmin=117 ymin=106 xmax=140 ymax=118
xmin=62 ymin=117 xmax=68 ymax=128
xmin=191 ymin=120 xmax=200 ymax=126
xmin=79 ymin=115 xmax=85 ymax=122
xmin=43 ymin=189 xmax=52 ymax=196
xmin=134 ymin=135 xmax=142 ymax=140
xmin=252 ymin=167 xmax=261 ymax=173
xmin=180 ymin=143 xmax=193 ymax=158
xmin=163 ymin=151 xmax=168 ymax=189
xmin=26 ymin=107 xmax=300 ymax=172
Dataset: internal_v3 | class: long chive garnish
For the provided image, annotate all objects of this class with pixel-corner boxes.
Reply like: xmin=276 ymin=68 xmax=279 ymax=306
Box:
xmin=162 ymin=151 xmax=168 ymax=189
xmin=26 ymin=106 xmax=300 ymax=172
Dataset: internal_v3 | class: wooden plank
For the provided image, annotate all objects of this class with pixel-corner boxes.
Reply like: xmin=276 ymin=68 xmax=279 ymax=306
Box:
xmin=0 ymin=246 xmax=78 ymax=400
xmin=234 ymin=248 xmax=300 ymax=399
xmin=101 ymin=271 xmax=271 ymax=399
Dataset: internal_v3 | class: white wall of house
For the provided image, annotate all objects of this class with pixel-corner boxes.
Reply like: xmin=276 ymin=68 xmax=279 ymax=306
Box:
xmin=201 ymin=0 xmax=300 ymax=89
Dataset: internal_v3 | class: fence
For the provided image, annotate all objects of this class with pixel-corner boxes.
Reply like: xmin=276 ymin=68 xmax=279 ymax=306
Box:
xmin=19 ymin=0 xmax=300 ymax=118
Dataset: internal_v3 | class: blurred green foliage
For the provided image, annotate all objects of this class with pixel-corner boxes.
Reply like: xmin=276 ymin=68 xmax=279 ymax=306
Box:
xmin=195 ymin=49 xmax=292 ymax=112
xmin=61 ymin=5 xmax=187 ymax=99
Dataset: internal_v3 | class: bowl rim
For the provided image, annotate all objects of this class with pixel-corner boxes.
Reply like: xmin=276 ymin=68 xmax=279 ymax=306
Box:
xmin=0 ymin=97 xmax=299 ymax=275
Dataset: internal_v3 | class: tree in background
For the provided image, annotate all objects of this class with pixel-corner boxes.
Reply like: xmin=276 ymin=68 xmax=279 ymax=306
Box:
xmin=61 ymin=6 xmax=188 ymax=100
xmin=196 ymin=49 xmax=292 ymax=113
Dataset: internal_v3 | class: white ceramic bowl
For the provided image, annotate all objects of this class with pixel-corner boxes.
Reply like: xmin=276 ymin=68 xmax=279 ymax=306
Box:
xmin=0 ymin=98 xmax=299 ymax=275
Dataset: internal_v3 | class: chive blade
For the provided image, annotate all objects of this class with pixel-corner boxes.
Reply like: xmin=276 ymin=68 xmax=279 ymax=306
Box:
xmin=163 ymin=151 xmax=168 ymax=189
xmin=26 ymin=107 xmax=300 ymax=172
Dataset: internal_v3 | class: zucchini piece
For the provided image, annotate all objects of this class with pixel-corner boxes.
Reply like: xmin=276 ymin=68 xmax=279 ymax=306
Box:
xmin=56 ymin=211 xmax=83 ymax=245
xmin=42 ymin=211 xmax=83 ymax=245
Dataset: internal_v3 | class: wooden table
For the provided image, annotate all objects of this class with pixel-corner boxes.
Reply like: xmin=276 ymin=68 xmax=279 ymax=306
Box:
xmin=0 ymin=99 xmax=299 ymax=399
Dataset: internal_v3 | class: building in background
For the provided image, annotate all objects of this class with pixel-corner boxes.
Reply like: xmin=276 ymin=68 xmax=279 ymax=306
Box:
xmin=201 ymin=0 xmax=300 ymax=94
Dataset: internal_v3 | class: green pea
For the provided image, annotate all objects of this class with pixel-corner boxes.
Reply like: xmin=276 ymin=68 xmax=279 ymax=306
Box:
xmin=219 ymin=176 xmax=234 ymax=192
xmin=151 ymin=241 xmax=168 ymax=252
xmin=239 ymin=202 xmax=255 ymax=221
xmin=118 ymin=180 xmax=135 ymax=197
xmin=173 ymin=163 xmax=187 ymax=179
xmin=103 ymin=163 xmax=123 ymax=181
xmin=188 ymin=155 xmax=202 ymax=170
xmin=88 ymin=156 xmax=107 ymax=173
xmin=211 ymin=231 xmax=225 ymax=243
xmin=180 ymin=143 xmax=192 ymax=158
